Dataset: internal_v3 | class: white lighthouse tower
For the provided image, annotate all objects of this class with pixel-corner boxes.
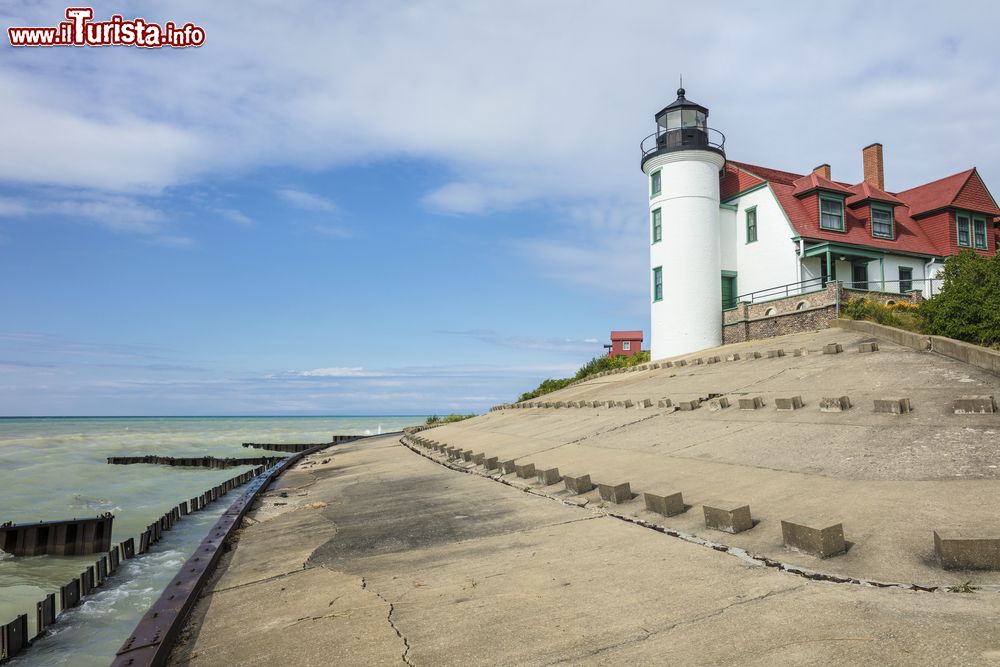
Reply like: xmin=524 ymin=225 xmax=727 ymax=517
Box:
xmin=641 ymin=88 xmax=726 ymax=359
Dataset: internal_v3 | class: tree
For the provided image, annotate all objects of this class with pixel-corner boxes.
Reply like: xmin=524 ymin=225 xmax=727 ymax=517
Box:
xmin=919 ymin=251 xmax=1000 ymax=347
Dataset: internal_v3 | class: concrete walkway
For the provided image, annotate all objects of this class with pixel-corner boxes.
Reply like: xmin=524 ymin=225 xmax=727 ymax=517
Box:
xmin=169 ymin=435 xmax=1000 ymax=666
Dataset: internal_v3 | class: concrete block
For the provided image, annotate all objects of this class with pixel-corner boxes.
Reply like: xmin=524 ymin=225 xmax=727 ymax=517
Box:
xmin=652 ymin=363 xmax=661 ymax=369
xmin=775 ymin=395 xmax=804 ymax=411
xmin=515 ymin=463 xmax=536 ymax=479
xmin=934 ymin=530 xmax=1000 ymax=570
xmin=643 ymin=491 xmax=685 ymax=517
xmin=658 ymin=399 xmax=673 ymax=408
xmin=471 ymin=453 xmax=485 ymax=465
xmin=703 ymin=501 xmax=753 ymax=534
xmin=500 ymin=459 xmax=517 ymax=474
xmin=823 ymin=343 xmax=843 ymax=354
xmin=781 ymin=518 xmax=846 ymax=558
xmin=563 ymin=474 xmax=594 ymax=495
xmin=554 ymin=401 xmax=566 ymax=408
xmin=858 ymin=342 xmax=879 ymax=353
xmin=738 ymin=396 xmax=764 ymax=410
xmin=745 ymin=351 xmax=761 ymax=360
xmin=707 ymin=356 xmax=721 ymax=364
xmin=599 ymin=482 xmax=633 ymax=504
xmin=484 ymin=456 xmax=499 ymax=471
xmin=690 ymin=357 xmax=704 ymax=365
xmin=663 ymin=361 xmax=674 ymax=368
xmin=537 ymin=468 xmax=561 ymax=485
xmin=707 ymin=397 xmax=730 ymax=411
xmin=819 ymin=396 xmax=852 ymax=412
xmin=640 ymin=398 xmax=653 ymax=408
xmin=726 ymin=353 xmax=741 ymax=361
xmin=767 ymin=349 xmax=785 ymax=358
xmin=623 ymin=400 xmax=634 ymax=408
xmin=792 ymin=348 xmax=807 ymax=357
xmin=615 ymin=401 xmax=627 ymax=408
xmin=953 ymin=395 xmax=997 ymax=414
xmin=874 ymin=398 xmax=912 ymax=414
xmin=674 ymin=359 xmax=687 ymax=367
xmin=677 ymin=399 xmax=700 ymax=411
xmin=567 ymin=401 xmax=580 ymax=408
xmin=543 ymin=402 xmax=554 ymax=408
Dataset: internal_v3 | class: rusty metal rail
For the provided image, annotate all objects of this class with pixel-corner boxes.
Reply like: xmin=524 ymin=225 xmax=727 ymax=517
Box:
xmin=0 ymin=465 xmax=272 ymax=664
xmin=110 ymin=435 xmax=379 ymax=667
xmin=242 ymin=434 xmax=361 ymax=452
xmin=107 ymin=455 xmax=286 ymax=468
xmin=0 ymin=514 xmax=115 ymax=557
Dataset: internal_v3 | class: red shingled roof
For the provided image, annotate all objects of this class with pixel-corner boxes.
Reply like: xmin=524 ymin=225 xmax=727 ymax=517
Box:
xmin=610 ymin=330 xmax=643 ymax=341
xmin=846 ymin=182 xmax=903 ymax=208
xmin=896 ymin=170 xmax=975 ymax=218
xmin=790 ymin=172 xmax=855 ymax=197
xmin=722 ymin=160 xmax=998 ymax=257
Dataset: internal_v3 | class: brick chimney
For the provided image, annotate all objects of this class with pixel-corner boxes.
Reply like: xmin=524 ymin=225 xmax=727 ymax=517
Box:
xmin=812 ymin=164 xmax=831 ymax=180
xmin=863 ymin=143 xmax=884 ymax=190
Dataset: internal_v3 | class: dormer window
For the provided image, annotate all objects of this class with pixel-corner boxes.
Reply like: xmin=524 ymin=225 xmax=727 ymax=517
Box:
xmin=958 ymin=212 xmax=989 ymax=249
xmin=871 ymin=205 xmax=894 ymax=239
xmin=819 ymin=195 xmax=845 ymax=231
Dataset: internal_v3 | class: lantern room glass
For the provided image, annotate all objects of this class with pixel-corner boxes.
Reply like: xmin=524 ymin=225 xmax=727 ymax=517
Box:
xmin=659 ymin=109 xmax=707 ymax=131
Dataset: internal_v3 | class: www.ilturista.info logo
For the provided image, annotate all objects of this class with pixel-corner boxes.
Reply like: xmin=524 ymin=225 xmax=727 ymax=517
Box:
xmin=8 ymin=7 xmax=205 ymax=48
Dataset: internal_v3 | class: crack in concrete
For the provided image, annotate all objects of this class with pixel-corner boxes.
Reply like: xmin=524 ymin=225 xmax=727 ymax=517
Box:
xmin=548 ymin=585 xmax=806 ymax=664
xmin=206 ymin=565 xmax=313 ymax=595
xmin=362 ymin=576 xmax=414 ymax=666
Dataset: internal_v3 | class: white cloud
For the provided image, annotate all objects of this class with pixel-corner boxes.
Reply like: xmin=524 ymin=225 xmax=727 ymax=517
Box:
xmin=278 ymin=188 xmax=337 ymax=213
xmin=5 ymin=1 xmax=998 ymax=205
xmin=312 ymin=224 xmax=352 ymax=239
xmin=215 ymin=208 xmax=253 ymax=226
xmin=0 ymin=192 xmax=169 ymax=235
xmin=291 ymin=367 xmax=385 ymax=378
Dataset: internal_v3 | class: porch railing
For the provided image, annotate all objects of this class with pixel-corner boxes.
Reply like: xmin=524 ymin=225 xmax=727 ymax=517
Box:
xmin=726 ymin=277 xmax=945 ymax=311
xmin=730 ymin=276 xmax=826 ymax=307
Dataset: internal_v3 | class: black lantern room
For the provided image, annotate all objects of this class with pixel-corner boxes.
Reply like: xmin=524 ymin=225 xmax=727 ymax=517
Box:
xmin=640 ymin=88 xmax=725 ymax=169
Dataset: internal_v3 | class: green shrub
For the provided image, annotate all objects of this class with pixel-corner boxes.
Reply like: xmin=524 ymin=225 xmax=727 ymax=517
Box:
xmin=919 ymin=251 xmax=1000 ymax=347
xmin=842 ymin=297 xmax=910 ymax=329
xmin=517 ymin=350 xmax=651 ymax=402
xmin=426 ymin=413 xmax=476 ymax=425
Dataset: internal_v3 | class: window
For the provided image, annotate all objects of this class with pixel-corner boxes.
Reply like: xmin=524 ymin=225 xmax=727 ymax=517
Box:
xmin=652 ymin=266 xmax=663 ymax=302
xmin=899 ymin=267 xmax=913 ymax=293
xmin=651 ymin=208 xmax=662 ymax=243
xmin=623 ymin=341 xmax=631 ymax=351
xmin=820 ymin=196 xmax=845 ymax=231
xmin=974 ymin=217 xmax=988 ymax=250
xmin=745 ymin=207 xmax=757 ymax=243
xmin=650 ymin=170 xmax=661 ymax=198
xmin=871 ymin=205 xmax=894 ymax=239
xmin=957 ymin=214 xmax=971 ymax=247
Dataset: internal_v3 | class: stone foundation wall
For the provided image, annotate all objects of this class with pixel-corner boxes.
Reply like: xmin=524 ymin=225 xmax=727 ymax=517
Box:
xmin=723 ymin=304 xmax=838 ymax=344
xmin=720 ymin=281 xmax=929 ymax=345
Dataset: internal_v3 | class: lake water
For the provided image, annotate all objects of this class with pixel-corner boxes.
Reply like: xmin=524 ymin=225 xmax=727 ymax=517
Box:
xmin=0 ymin=416 xmax=421 ymax=666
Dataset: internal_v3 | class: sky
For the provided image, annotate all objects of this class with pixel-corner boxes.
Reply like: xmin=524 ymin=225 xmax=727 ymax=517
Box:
xmin=1 ymin=1 xmax=1000 ymax=415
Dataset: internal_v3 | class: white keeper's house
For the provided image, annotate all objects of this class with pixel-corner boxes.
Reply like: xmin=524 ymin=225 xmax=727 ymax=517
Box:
xmin=641 ymin=88 xmax=1000 ymax=359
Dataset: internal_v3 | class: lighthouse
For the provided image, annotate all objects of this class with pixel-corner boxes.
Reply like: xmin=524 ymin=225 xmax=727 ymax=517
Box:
xmin=640 ymin=88 xmax=726 ymax=359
